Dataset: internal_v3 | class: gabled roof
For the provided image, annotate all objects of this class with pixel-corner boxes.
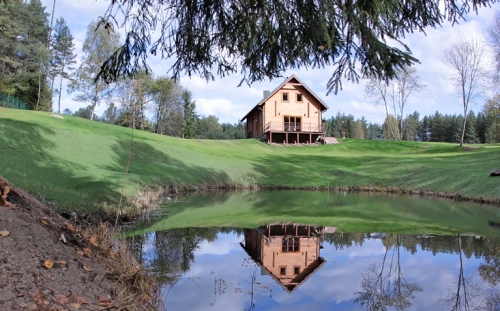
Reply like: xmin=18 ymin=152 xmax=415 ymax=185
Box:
xmin=239 ymin=242 xmax=327 ymax=294
xmin=241 ymin=74 xmax=329 ymax=121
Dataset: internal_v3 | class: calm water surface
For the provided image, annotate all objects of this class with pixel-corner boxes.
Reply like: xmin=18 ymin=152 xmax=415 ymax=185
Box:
xmin=126 ymin=191 xmax=500 ymax=310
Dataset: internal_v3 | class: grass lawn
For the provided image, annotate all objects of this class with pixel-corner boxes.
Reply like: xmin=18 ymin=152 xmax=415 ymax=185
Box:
xmin=1 ymin=108 xmax=500 ymax=211
xmin=125 ymin=191 xmax=500 ymax=237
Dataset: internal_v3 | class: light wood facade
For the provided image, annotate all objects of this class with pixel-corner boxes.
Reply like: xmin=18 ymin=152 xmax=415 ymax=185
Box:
xmin=240 ymin=224 xmax=326 ymax=293
xmin=241 ymin=75 xmax=329 ymax=145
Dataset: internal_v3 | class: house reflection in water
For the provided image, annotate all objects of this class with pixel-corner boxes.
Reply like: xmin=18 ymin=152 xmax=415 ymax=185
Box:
xmin=240 ymin=224 xmax=334 ymax=293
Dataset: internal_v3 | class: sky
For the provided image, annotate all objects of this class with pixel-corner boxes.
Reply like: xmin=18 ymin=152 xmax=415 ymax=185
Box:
xmin=41 ymin=0 xmax=500 ymax=124
xmin=139 ymin=231 xmax=493 ymax=311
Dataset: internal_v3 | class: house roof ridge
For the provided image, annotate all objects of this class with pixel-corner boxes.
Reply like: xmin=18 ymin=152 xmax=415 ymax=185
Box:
xmin=241 ymin=75 xmax=328 ymax=122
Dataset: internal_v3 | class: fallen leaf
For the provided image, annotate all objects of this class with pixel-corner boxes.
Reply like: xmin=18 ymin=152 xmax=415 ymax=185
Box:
xmin=73 ymin=296 xmax=87 ymax=305
xmin=54 ymin=295 xmax=69 ymax=305
xmin=89 ymin=236 xmax=98 ymax=247
xmin=69 ymin=303 xmax=81 ymax=309
xmin=43 ymin=260 xmax=54 ymax=269
xmin=43 ymin=299 xmax=50 ymax=305
xmin=0 ymin=230 xmax=10 ymax=237
xmin=59 ymin=261 xmax=67 ymax=265
xmin=27 ymin=302 xmax=37 ymax=310
xmin=76 ymin=250 xmax=85 ymax=256
xmin=66 ymin=223 xmax=77 ymax=233
xmin=82 ymin=265 xmax=93 ymax=272
xmin=98 ymin=296 xmax=110 ymax=303
xmin=41 ymin=219 xmax=48 ymax=226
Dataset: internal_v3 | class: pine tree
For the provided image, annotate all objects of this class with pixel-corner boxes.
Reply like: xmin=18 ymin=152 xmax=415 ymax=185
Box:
xmin=182 ymin=90 xmax=198 ymax=139
xmin=96 ymin=0 xmax=495 ymax=94
xmin=464 ymin=112 xmax=479 ymax=144
xmin=52 ymin=17 xmax=76 ymax=114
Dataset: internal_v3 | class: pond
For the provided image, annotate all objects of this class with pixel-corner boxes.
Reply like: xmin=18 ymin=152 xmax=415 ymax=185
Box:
xmin=125 ymin=191 xmax=500 ymax=310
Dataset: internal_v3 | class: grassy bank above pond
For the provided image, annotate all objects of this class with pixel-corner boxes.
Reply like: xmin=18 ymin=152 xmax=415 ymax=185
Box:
xmin=1 ymin=108 xmax=500 ymax=211
xmin=125 ymin=191 xmax=500 ymax=237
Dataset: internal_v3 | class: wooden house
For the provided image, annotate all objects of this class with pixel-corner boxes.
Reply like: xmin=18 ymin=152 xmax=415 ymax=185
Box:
xmin=241 ymin=75 xmax=329 ymax=145
xmin=240 ymin=224 xmax=327 ymax=293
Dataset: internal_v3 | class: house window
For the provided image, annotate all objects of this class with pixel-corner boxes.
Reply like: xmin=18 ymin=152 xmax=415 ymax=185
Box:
xmin=294 ymin=266 xmax=300 ymax=275
xmin=280 ymin=266 xmax=286 ymax=275
xmin=297 ymin=93 xmax=302 ymax=102
xmin=282 ymin=237 xmax=300 ymax=252
xmin=282 ymin=92 xmax=289 ymax=102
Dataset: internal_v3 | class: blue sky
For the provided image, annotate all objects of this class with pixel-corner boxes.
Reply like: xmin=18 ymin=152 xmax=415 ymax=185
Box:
xmin=41 ymin=0 xmax=500 ymax=124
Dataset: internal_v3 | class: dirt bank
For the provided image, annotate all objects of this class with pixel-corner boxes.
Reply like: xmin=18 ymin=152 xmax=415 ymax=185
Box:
xmin=0 ymin=177 xmax=158 ymax=310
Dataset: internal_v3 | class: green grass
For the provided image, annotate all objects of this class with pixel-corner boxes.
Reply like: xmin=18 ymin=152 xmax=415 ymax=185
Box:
xmin=125 ymin=191 xmax=500 ymax=237
xmin=1 ymin=108 xmax=500 ymax=211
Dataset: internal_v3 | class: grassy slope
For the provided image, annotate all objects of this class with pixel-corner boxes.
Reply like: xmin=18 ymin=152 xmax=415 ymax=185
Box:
xmin=125 ymin=191 xmax=500 ymax=237
xmin=1 ymin=109 xmax=500 ymax=211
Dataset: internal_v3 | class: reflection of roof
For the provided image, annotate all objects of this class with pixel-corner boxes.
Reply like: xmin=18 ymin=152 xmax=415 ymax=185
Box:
xmin=240 ymin=242 xmax=327 ymax=294
xmin=241 ymin=74 xmax=329 ymax=121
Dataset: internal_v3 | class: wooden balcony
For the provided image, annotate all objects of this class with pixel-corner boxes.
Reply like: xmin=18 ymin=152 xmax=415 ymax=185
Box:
xmin=265 ymin=122 xmax=325 ymax=133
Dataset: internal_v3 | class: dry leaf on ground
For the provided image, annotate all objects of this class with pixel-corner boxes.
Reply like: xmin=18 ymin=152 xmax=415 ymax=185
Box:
xmin=73 ymin=295 xmax=87 ymax=305
xmin=43 ymin=260 xmax=54 ymax=269
xmin=65 ymin=223 xmax=77 ymax=233
xmin=82 ymin=265 xmax=93 ymax=272
xmin=0 ymin=229 xmax=10 ymax=237
xmin=59 ymin=261 xmax=67 ymax=265
xmin=54 ymin=295 xmax=69 ymax=305
xmin=41 ymin=219 xmax=48 ymax=226
xmin=89 ymin=235 xmax=98 ymax=247
xmin=69 ymin=303 xmax=81 ymax=309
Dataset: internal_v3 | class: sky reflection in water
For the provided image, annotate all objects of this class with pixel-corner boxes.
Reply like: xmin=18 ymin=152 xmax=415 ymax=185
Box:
xmin=129 ymin=226 xmax=500 ymax=311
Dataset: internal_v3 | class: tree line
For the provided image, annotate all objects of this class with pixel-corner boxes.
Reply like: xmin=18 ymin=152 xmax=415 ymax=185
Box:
xmin=324 ymin=106 xmax=500 ymax=144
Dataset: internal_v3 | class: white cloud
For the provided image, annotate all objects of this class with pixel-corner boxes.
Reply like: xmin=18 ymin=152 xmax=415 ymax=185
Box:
xmin=41 ymin=0 xmax=500 ymax=122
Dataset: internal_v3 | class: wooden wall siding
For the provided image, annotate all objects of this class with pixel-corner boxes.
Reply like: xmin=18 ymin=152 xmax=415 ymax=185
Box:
xmin=260 ymin=236 xmax=321 ymax=281
xmin=264 ymin=84 xmax=322 ymax=128
xmin=246 ymin=108 xmax=263 ymax=138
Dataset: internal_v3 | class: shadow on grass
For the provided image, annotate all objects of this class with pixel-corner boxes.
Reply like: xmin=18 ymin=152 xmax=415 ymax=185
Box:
xmin=0 ymin=118 xmax=231 ymax=212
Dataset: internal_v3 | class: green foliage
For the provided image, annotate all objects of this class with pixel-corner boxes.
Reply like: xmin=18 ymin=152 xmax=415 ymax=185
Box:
xmin=96 ymin=0 xmax=494 ymax=94
xmin=0 ymin=0 xmax=51 ymax=110
xmin=182 ymin=90 xmax=197 ymax=139
xmin=51 ymin=17 xmax=76 ymax=114
xmin=383 ymin=115 xmax=400 ymax=140
xmin=1 ymin=109 xmax=500 ymax=212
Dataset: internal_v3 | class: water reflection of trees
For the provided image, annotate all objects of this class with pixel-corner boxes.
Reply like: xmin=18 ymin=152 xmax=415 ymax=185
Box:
xmin=127 ymin=227 xmax=221 ymax=284
xmin=441 ymin=234 xmax=485 ymax=311
xmin=354 ymin=234 xmax=422 ymax=311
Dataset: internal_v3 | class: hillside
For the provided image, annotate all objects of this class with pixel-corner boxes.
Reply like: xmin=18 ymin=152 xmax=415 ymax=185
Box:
xmin=1 ymin=108 xmax=499 ymax=211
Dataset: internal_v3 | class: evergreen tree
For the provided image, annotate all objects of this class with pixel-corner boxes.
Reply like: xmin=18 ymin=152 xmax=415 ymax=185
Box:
xmin=68 ymin=20 xmax=120 ymax=120
xmin=182 ymin=90 xmax=198 ymax=139
xmin=464 ymin=112 xmax=479 ymax=144
xmin=97 ymin=0 xmax=494 ymax=95
xmin=0 ymin=0 xmax=51 ymax=109
xmin=430 ymin=112 xmax=445 ymax=142
xmin=51 ymin=17 xmax=76 ymax=113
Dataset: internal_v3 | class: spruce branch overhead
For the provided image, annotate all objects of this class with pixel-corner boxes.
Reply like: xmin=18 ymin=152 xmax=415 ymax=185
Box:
xmin=96 ymin=0 xmax=497 ymax=94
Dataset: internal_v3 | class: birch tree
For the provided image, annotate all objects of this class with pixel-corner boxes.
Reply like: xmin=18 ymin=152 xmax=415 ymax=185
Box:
xmin=68 ymin=20 xmax=120 ymax=120
xmin=443 ymin=36 xmax=490 ymax=147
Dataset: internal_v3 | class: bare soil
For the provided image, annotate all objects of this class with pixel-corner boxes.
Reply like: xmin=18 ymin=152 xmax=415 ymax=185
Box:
xmin=0 ymin=177 xmax=156 ymax=310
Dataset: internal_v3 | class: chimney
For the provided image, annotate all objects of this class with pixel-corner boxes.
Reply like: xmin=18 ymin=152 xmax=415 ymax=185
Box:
xmin=263 ymin=90 xmax=270 ymax=99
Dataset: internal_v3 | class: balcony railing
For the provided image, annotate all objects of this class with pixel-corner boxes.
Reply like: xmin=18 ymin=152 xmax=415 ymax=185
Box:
xmin=265 ymin=122 xmax=325 ymax=133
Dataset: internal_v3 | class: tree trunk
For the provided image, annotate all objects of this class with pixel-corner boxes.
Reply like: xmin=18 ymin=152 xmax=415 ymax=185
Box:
xmin=57 ymin=69 xmax=64 ymax=114
xmin=384 ymin=103 xmax=396 ymax=140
